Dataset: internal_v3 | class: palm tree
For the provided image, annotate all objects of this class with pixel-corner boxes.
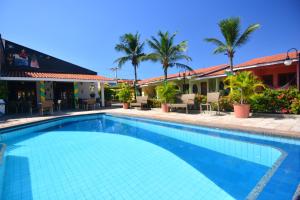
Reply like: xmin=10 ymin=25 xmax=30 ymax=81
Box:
xmin=205 ymin=17 xmax=260 ymax=73
xmin=147 ymin=31 xmax=192 ymax=82
xmin=114 ymin=33 xmax=145 ymax=99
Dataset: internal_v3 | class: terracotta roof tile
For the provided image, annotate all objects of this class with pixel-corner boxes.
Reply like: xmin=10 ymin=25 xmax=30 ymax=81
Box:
xmin=138 ymin=64 xmax=228 ymax=85
xmin=235 ymin=52 xmax=298 ymax=68
xmin=1 ymin=71 xmax=112 ymax=81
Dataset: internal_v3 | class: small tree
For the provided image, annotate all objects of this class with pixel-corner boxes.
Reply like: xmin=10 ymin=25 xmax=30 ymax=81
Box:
xmin=224 ymin=71 xmax=264 ymax=104
xmin=156 ymin=83 xmax=179 ymax=104
xmin=117 ymin=84 xmax=132 ymax=103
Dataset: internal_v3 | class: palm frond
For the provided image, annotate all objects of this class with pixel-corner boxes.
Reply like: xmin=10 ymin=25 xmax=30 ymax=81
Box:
xmin=170 ymin=62 xmax=193 ymax=72
xmin=142 ymin=53 xmax=161 ymax=62
xmin=114 ymin=56 xmax=131 ymax=68
xmin=235 ymin=24 xmax=260 ymax=47
xmin=213 ymin=46 xmax=227 ymax=54
xmin=204 ymin=38 xmax=225 ymax=47
xmin=219 ymin=17 xmax=240 ymax=47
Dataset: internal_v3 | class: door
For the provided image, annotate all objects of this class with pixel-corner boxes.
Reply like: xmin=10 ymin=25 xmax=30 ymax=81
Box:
xmin=53 ymin=82 xmax=74 ymax=109
xmin=200 ymin=82 xmax=207 ymax=95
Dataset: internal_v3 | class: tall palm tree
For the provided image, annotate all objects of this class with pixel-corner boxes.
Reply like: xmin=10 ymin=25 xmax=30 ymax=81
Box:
xmin=114 ymin=33 xmax=145 ymax=99
xmin=205 ymin=17 xmax=260 ymax=73
xmin=147 ymin=31 xmax=192 ymax=81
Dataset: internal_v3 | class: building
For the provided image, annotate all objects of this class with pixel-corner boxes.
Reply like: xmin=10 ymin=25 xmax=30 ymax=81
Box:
xmin=0 ymin=36 xmax=112 ymax=113
xmin=138 ymin=52 xmax=299 ymax=97
xmin=235 ymin=52 xmax=299 ymax=89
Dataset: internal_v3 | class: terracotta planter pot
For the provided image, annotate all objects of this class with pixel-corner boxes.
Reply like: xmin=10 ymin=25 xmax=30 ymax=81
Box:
xmin=161 ymin=103 xmax=169 ymax=112
xmin=123 ymin=103 xmax=129 ymax=109
xmin=234 ymin=104 xmax=250 ymax=118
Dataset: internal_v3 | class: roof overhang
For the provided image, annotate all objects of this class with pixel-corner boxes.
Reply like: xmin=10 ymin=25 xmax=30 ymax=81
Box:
xmin=0 ymin=71 xmax=115 ymax=83
xmin=194 ymin=74 xmax=227 ymax=80
xmin=0 ymin=76 xmax=105 ymax=83
xmin=234 ymin=59 xmax=299 ymax=71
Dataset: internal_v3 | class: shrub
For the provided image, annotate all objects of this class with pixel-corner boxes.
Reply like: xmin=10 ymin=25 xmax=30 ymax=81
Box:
xmin=218 ymin=96 xmax=233 ymax=112
xmin=250 ymin=88 xmax=300 ymax=114
xmin=224 ymin=71 xmax=264 ymax=104
xmin=156 ymin=83 xmax=179 ymax=104
xmin=117 ymin=84 xmax=131 ymax=103
xmin=291 ymin=95 xmax=300 ymax=114
xmin=195 ymin=94 xmax=207 ymax=104
xmin=148 ymin=98 xmax=161 ymax=108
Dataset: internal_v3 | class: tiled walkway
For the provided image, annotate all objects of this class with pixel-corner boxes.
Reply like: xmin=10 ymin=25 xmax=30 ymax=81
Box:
xmin=0 ymin=108 xmax=300 ymax=138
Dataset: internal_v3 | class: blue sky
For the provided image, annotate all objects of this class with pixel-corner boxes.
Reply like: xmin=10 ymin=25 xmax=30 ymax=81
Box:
xmin=1 ymin=0 xmax=299 ymax=79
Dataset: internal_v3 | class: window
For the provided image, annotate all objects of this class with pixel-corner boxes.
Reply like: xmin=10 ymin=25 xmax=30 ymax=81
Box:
xmin=262 ymin=75 xmax=273 ymax=87
xmin=192 ymin=84 xmax=198 ymax=94
xmin=278 ymin=73 xmax=296 ymax=87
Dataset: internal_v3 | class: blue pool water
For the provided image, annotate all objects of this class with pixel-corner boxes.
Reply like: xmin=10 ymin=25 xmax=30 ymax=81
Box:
xmin=0 ymin=114 xmax=299 ymax=200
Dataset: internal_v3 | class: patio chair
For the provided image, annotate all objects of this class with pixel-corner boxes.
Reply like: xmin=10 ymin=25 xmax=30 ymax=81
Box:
xmin=130 ymin=96 xmax=149 ymax=110
xmin=39 ymin=100 xmax=54 ymax=115
xmin=83 ymin=99 xmax=96 ymax=110
xmin=200 ymin=92 xmax=220 ymax=114
xmin=168 ymin=94 xmax=195 ymax=114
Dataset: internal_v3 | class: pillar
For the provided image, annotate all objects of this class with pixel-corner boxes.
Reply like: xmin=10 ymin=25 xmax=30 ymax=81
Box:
xmin=100 ymin=82 xmax=105 ymax=107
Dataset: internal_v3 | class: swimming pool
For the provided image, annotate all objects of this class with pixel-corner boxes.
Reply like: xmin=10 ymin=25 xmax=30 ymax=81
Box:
xmin=0 ymin=114 xmax=299 ymax=200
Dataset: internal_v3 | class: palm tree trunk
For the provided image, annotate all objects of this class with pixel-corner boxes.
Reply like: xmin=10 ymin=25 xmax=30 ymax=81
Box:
xmin=164 ymin=68 xmax=168 ymax=83
xmin=229 ymin=56 xmax=233 ymax=73
xmin=133 ymin=64 xmax=138 ymax=100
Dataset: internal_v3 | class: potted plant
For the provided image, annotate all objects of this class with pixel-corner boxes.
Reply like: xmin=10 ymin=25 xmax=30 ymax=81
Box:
xmin=117 ymin=84 xmax=131 ymax=109
xmin=156 ymin=82 xmax=178 ymax=112
xmin=225 ymin=71 xmax=264 ymax=118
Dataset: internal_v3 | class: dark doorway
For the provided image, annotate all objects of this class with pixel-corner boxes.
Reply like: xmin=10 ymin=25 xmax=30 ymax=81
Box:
xmin=7 ymin=81 xmax=37 ymax=113
xmin=53 ymin=82 xmax=74 ymax=109
xmin=200 ymin=82 xmax=207 ymax=95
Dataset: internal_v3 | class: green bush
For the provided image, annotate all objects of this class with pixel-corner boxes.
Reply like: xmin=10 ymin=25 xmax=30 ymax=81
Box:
xmin=148 ymin=98 xmax=161 ymax=108
xmin=219 ymin=96 xmax=233 ymax=112
xmin=291 ymin=95 xmax=300 ymax=114
xmin=117 ymin=84 xmax=131 ymax=103
xmin=156 ymin=83 xmax=179 ymax=104
xmin=250 ymin=88 xmax=300 ymax=114
xmin=224 ymin=71 xmax=264 ymax=104
xmin=195 ymin=94 xmax=207 ymax=104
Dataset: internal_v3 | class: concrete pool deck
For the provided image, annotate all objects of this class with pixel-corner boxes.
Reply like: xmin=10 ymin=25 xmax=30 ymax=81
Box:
xmin=0 ymin=108 xmax=300 ymax=138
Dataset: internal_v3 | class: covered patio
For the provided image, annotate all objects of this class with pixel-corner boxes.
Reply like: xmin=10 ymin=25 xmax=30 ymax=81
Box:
xmin=0 ymin=71 xmax=112 ymax=114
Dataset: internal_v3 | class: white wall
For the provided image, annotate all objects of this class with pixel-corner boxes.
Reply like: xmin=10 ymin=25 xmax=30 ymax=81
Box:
xmin=78 ymin=82 xmax=99 ymax=99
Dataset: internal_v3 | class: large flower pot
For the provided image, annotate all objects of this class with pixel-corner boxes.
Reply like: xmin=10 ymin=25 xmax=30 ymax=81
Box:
xmin=234 ymin=104 xmax=250 ymax=118
xmin=161 ymin=103 xmax=169 ymax=112
xmin=123 ymin=103 xmax=129 ymax=109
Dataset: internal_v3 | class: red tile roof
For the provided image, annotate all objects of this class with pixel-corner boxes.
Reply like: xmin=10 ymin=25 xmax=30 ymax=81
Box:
xmin=1 ymin=71 xmax=113 ymax=81
xmin=117 ymin=79 xmax=135 ymax=84
xmin=138 ymin=64 xmax=228 ymax=85
xmin=235 ymin=52 xmax=298 ymax=68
